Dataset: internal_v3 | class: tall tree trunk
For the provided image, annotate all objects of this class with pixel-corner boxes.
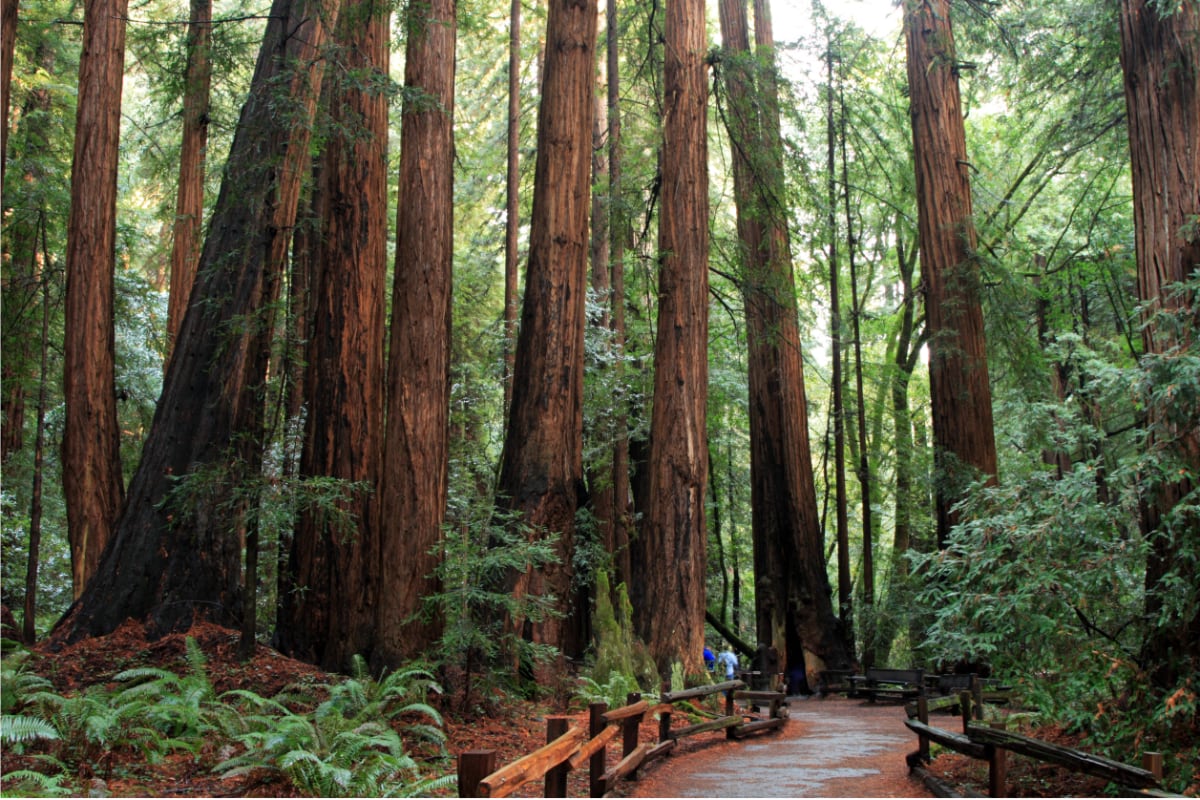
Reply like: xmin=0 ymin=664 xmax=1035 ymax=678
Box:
xmin=502 ymin=0 xmax=522 ymax=414
xmin=53 ymin=0 xmax=340 ymax=643
xmin=62 ymin=0 xmax=128 ymax=599
xmin=165 ymin=0 xmax=212 ymax=356
xmin=840 ymin=87 xmax=875 ymax=667
xmin=22 ymin=269 xmax=51 ymax=644
xmin=375 ymin=0 xmax=456 ymax=669
xmin=1 ymin=0 xmax=15 ymax=182
xmin=824 ymin=42 xmax=852 ymax=648
xmin=495 ymin=0 xmax=596 ymax=663
xmin=1118 ymin=0 xmax=1200 ymax=690
xmin=275 ymin=0 xmax=389 ymax=671
xmin=640 ymin=0 xmax=708 ymax=676
xmin=903 ymin=0 xmax=997 ymax=548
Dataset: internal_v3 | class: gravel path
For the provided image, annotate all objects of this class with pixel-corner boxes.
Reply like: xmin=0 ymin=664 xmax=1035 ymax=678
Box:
xmin=619 ymin=695 xmax=931 ymax=798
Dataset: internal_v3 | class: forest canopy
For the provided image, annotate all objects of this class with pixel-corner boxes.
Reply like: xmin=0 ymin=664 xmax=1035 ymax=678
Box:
xmin=1 ymin=0 xmax=1197 ymax=791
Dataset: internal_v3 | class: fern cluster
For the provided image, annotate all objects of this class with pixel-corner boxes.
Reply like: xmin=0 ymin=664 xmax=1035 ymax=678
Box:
xmin=1 ymin=642 xmax=454 ymax=798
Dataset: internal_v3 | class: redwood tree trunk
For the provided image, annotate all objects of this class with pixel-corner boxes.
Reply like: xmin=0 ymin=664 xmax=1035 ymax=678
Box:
xmin=53 ymin=0 xmax=340 ymax=643
xmin=904 ymin=0 xmax=997 ymax=547
xmin=1118 ymin=0 xmax=1200 ymax=689
xmin=719 ymin=0 xmax=852 ymax=686
xmin=374 ymin=0 xmax=456 ymax=669
xmin=275 ymin=0 xmax=388 ymax=671
xmin=502 ymin=0 xmax=521 ymax=414
xmin=62 ymin=0 xmax=128 ymax=598
xmin=640 ymin=0 xmax=709 ymax=676
xmin=495 ymin=0 xmax=597 ymax=663
xmin=165 ymin=0 xmax=212 ymax=356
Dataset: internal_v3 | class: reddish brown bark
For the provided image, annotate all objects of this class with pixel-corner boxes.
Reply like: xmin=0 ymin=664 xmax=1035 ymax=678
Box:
xmin=53 ymin=0 xmax=340 ymax=643
xmin=1 ymin=0 xmax=16 ymax=180
xmin=275 ymin=0 xmax=389 ymax=672
xmin=502 ymin=0 xmax=521 ymax=414
xmin=1118 ymin=0 xmax=1200 ymax=688
xmin=165 ymin=0 xmax=212 ymax=356
xmin=62 ymin=0 xmax=128 ymax=598
xmin=495 ymin=0 xmax=597 ymax=662
xmin=903 ymin=0 xmax=997 ymax=547
xmin=374 ymin=0 xmax=456 ymax=669
xmin=640 ymin=0 xmax=709 ymax=676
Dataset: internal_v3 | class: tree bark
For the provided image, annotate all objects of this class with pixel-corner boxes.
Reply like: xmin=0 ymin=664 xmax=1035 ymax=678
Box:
xmin=53 ymin=0 xmax=340 ymax=643
xmin=275 ymin=0 xmax=389 ymax=671
xmin=22 ymin=271 xmax=51 ymax=644
xmin=165 ymin=0 xmax=212 ymax=357
xmin=1 ymin=0 xmax=16 ymax=182
xmin=1118 ymin=0 xmax=1200 ymax=689
xmin=903 ymin=0 xmax=997 ymax=547
xmin=640 ymin=0 xmax=709 ymax=676
xmin=374 ymin=0 xmax=456 ymax=669
xmin=62 ymin=0 xmax=128 ymax=598
xmin=502 ymin=0 xmax=522 ymax=414
xmin=494 ymin=0 xmax=596 ymax=663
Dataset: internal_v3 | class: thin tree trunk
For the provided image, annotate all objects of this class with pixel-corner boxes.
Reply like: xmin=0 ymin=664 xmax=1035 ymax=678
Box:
xmin=503 ymin=0 xmax=522 ymax=414
xmin=825 ymin=42 xmax=852 ymax=649
xmin=62 ymin=0 xmax=128 ymax=600
xmin=22 ymin=268 xmax=51 ymax=645
xmin=495 ymin=0 xmax=596 ymax=663
xmin=641 ymin=0 xmax=708 ymax=675
xmin=1118 ymin=0 xmax=1200 ymax=690
xmin=275 ymin=0 xmax=389 ymax=671
xmin=840 ymin=86 xmax=874 ymax=667
xmin=165 ymin=0 xmax=212 ymax=356
xmin=53 ymin=0 xmax=341 ymax=643
xmin=1 ymin=0 xmax=16 ymax=183
xmin=375 ymin=0 xmax=456 ymax=669
xmin=904 ymin=0 xmax=997 ymax=548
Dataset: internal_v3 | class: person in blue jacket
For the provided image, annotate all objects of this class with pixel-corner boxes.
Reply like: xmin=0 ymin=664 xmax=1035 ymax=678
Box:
xmin=703 ymin=645 xmax=715 ymax=673
xmin=717 ymin=646 xmax=739 ymax=681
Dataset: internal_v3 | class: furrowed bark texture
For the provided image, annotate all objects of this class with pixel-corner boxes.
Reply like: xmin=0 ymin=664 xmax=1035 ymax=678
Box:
xmin=495 ymin=0 xmax=596 ymax=661
xmin=275 ymin=0 xmax=389 ymax=672
xmin=641 ymin=0 xmax=709 ymax=676
xmin=904 ymin=0 xmax=997 ymax=547
xmin=1118 ymin=0 xmax=1200 ymax=689
xmin=375 ymin=0 xmax=456 ymax=669
xmin=54 ymin=0 xmax=339 ymax=642
xmin=62 ymin=0 xmax=128 ymax=598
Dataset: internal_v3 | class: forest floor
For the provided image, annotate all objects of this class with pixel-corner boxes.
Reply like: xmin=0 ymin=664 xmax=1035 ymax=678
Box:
xmin=3 ymin=620 xmax=1194 ymax=797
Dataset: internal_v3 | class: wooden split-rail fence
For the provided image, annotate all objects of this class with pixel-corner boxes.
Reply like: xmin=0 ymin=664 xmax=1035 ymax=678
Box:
xmin=457 ymin=680 xmax=787 ymax=797
xmin=904 ymin=686 xmax=1178 ymax=798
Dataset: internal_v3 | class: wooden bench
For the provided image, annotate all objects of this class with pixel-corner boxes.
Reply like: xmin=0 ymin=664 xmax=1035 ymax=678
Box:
xmin=850 ymin=667 xmax=925 ymax=703
xmin=818 ymin=669 xmax=857 ymax=697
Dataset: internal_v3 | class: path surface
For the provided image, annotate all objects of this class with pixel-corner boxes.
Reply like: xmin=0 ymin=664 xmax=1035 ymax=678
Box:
xmin=620 ymin=695 xmax=930 ymax=798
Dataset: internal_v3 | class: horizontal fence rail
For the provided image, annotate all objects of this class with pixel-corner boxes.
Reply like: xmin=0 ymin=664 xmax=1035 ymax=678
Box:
xmin=458 ymin=680 xmax=788 ymax=797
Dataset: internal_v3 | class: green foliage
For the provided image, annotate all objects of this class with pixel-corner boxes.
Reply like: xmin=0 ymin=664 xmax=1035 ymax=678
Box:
xmin=216 ymin=661 xmax=450 ymax=797
xmin=0 ymin=768 xmax=72 ymax=798
xmin=585 ymin=571 xmax=659 ymax=696
xmin=427 ymin=506 xmax=562 ymax=708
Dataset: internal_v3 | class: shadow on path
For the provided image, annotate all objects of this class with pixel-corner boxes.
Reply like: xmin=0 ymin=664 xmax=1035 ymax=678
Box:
xmin=619 ymin=696 xmax=931 ymax=798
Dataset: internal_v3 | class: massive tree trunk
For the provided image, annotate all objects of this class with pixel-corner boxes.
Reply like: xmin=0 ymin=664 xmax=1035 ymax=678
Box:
xmin=62 ymin=0 xmax=128 ymax=598
xmin=274 ymin=0 xmax=389 ymax=672
xmin=53 ymin=0 xmax=340 ymax=643
xmin=1118 ymin=0 xmax=1200 ymax=690
xmin=719 ymin=0 xmax=853 ymax=687
xmin=374 ymin=0 xmax=456 ymax=669
xmin=903 ymin=0 xmax=997 ymax=547
xmin=494 ymin=0 xmax=596 ymax=662
xmin=640 ymin=0 xmax=709 ymax=676
xmin=165 ymin=0 xmax=212 ymax=357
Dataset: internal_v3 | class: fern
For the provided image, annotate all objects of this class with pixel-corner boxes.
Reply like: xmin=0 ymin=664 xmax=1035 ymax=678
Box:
xmin=0 ymin=768 xmax=72 ymax=797
xmin=1 ymin=714 xmax=59 ymax=746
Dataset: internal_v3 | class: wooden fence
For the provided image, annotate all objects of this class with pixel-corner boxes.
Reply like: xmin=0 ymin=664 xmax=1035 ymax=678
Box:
xmin=905 ymin=689 xmax=1176 ymax=798
xmin=457 ymin=680 xmax=787 ymax=797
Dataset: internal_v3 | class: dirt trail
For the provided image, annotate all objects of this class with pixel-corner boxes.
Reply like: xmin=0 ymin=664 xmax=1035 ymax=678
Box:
xmin=619 ymin=695 xmax=931 ymax=798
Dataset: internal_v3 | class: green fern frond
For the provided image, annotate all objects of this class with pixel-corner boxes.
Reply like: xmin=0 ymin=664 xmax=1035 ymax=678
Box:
xmin=0 ymin=768 xmax=73 ymax=797
xmin=1 ymin=714 xmax=59 ymax=743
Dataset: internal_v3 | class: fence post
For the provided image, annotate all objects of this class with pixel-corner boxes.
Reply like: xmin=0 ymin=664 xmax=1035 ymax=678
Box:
xmin=960 ymin=691 xmax=973 ymax=735
xmin=917 ymin=695 xmax=930 ymax=764
xmin=589 ymin=702 xmax=607 ymax=798
xmin=987 ymin=721 xmax=1007 ymax=798
xmin=622 ymin=692 xmax=642 ymax=781
xmin=971 ymin=674 xmax=984 ymax=721
xmin=1142 ymin=751 xmax=1163 ymax=782
xmin=458 ymin=749 xmax=497 ymax=798
xmin=545 ymin=717 xmax=570 ymax=797
xmin=725 ymin=685 xmax=737 ymax=739
xmin=659 ymin=681 xmax=672 ymax=743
